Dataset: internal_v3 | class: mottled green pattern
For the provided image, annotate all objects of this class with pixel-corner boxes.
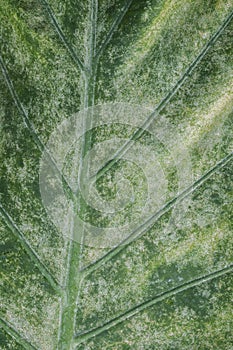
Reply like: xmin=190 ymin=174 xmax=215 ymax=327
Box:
xmin=0 ymin=0 xmax=233 ymax=349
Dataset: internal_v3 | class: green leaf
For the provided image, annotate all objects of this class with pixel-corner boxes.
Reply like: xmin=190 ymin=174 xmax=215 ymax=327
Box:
xmin=0 ymin=1 xmax=233 ymax=349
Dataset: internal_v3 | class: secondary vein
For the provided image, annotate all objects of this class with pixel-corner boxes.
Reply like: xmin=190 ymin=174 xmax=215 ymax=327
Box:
xmin=40 ymin=0 xmax=86 ymax=74
xmin=0 ymin=316 xmax=37 ymax=350
xmin=95 ymin=0 xmax=133 ymax=61
xmin=0 ymin=203 xmax=62 ymax=294
xmin=82 ymin=152 xmax=233 ymax=276
xmin=92 ymin=9 xmax=233 ymax=182
xmin=0 ymin=54 xmax=75 ymax=204
xmin=74 ymin=264 xmax=233 ymax=345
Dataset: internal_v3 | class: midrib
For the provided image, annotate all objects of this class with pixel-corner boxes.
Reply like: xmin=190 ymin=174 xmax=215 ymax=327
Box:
xmin=58 ymin=1 xmax=98 ymax=349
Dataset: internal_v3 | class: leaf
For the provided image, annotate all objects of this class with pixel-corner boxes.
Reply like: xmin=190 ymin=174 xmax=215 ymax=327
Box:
xmin=0 ymin=1 xmax=233 ymax=349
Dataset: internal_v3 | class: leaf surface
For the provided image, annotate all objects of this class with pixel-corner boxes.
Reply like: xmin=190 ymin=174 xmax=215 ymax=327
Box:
xmin=0 ymin=0 xmax=233 ymax=349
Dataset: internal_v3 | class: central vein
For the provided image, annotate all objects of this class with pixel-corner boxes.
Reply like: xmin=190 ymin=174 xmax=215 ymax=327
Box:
xmin=58 ymin=1 xmax=98 ymax=349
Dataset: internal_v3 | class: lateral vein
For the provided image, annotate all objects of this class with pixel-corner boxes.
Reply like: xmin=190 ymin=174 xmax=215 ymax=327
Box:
xmin=0 ymin=203 xmax=62 ymax=294
xmin=40 ymin=0 xmax=86 ymax=74
xmin=93 ymin=10 xmax=233 ymax=182
xmin=0 ymin=54 xmax=75 ymax=203
xmin=0 ymin=316 xmax=38 ymax=350
xmin=95 ymin=0 xmax=133 ymax=61
xmin=75 ymin=264 xmax=233 ymax=345
xmin=83 ymin=152 xmax=233 ymax=275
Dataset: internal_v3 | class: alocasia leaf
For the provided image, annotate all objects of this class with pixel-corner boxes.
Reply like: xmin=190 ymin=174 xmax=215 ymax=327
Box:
xmin=0 ymin=0 xmax=233 ymax=349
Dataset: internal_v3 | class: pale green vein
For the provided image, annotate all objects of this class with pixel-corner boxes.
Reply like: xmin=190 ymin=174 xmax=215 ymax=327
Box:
xmin=0 ymin=54 xmax=43 ymax=151
xmin=0 ymin=53 xmax=74 ymax=203
xmin=0 ymin=317 xmax=37 ymax=350
xmin=57 ymin=1 xmax=98 ymax=348
xmin=83 ymin=152 xmax=233 ymax=276
xmin=74 ymin=264 xmax=233 ymax=345
xmin=0 ymin=203 xmax=62 ymax=294
xmin=92 ymin=9 xmax=233 ymax=182
xmin=40 ymin=0 xmax=86 ymax=74
xmin=94 ymin=0 xmax=133 ymax=61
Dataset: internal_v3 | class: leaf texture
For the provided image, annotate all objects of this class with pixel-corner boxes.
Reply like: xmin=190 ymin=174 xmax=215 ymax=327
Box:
xmin=0 ymin=0 xmax=233 ymax=349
